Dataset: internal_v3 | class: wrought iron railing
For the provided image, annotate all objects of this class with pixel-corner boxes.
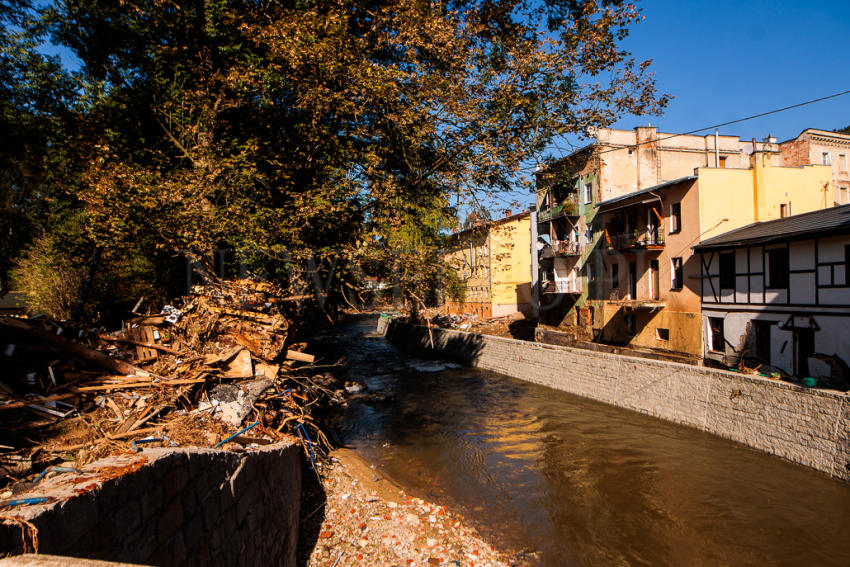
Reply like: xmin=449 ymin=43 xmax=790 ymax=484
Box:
xmin=608 ymin=228 xmax=665 ymax=250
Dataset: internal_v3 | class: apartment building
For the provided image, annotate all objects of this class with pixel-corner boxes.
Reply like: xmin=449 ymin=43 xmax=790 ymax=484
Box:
xmin=535 ymin=125 xmax=778 ymax=327
xmin=592 ymin=151 xmax=833 ymax=359
xmin=444 ymin=211 xmax=532 ymax=319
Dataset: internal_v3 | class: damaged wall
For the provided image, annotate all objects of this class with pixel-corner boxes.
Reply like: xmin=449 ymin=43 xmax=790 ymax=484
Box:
xmin=382 ymin=319 xmax=850 ymax=482
xmin=0 ymin=443 xmax=301 ymax=566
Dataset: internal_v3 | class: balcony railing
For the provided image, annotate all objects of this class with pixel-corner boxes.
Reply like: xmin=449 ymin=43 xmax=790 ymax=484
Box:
xmin=538 ymin=203 xmax=577 ymax=223
xmin=550 ymin=240 xmax=584 ymax=257
xmin=608 ymin=228 xmax=665 ymax=250
xmin=542 ymin=279 xmax=582 ymax=294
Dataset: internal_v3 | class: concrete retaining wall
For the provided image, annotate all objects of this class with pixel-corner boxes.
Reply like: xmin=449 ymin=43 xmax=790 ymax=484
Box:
xmin=381 ymin=319 xmax=850 ymax=481
xmin=0 ymin=443 xmax=302 ymax=566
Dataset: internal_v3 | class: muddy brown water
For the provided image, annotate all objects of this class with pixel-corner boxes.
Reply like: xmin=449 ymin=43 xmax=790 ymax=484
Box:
xmin=323 ymin=316 xmax=850 ymax=566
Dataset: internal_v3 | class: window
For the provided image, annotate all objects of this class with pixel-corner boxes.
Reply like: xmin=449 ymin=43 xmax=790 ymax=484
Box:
xmin=670 ymin=202 xmax=682 ymax=234
xmin=586 ymin=262 xmax=595 ymax=282
xmin=845 ymin=245 xmax=850 ymax=285
xmin=611 ymin=263 xmax=619 ymax=290
xmin=671 ymin=257 xmax=683 ymax=289
xmin=709 ymin=317 xmax=725 ymax=352
xmin=718 ymin=156 xmax=727 ymax=168
xmin=780 ymin=203 xmax=789 ymax=218
xmin=766 ymin=248 xmax=789 ymax=289
xmin=719 ymin=252 xmax=735 ymax=289
xmin=581 ymin=178 xmax=591 ymax=204
xmin=822 ymin=151 xmax=831 ymax=166
xmin=840 ymin=154 xmax=848 ymax=172
xmin=656 ymin=328 xmax=670 ymax=341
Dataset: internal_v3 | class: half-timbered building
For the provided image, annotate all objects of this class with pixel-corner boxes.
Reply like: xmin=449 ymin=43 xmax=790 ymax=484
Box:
xmin=695 ymin=205 xmax=850 ymax=378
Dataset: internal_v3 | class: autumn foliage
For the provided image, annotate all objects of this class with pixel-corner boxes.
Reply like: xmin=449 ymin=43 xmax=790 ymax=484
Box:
xmin=4 ymin=0 xmax=667 ymax=308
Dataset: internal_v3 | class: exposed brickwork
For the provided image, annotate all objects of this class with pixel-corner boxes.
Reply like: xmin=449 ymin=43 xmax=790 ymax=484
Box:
xmin=383 ymin=320 xmax=850 ymax=481
xmin=780 ymin=138 xmax=811 ymax=167
xmin=0 ymin=443 xmax=301 ymax=566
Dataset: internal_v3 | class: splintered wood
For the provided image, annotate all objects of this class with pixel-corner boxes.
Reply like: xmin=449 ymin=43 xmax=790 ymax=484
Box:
xmin=0 ymin=279 xmax=328 ymax=485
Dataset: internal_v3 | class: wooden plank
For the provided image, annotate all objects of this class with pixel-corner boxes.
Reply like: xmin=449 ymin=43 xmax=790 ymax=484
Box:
xmin=99 ymin=334 xmax=180 ymax=355
xmin=130 ymin=326 xmax=157 ymax=361
xmin=286 ymin=350 xmax=315 ymax=363
xmin=0 ymin=393 xmax=78 ymax=411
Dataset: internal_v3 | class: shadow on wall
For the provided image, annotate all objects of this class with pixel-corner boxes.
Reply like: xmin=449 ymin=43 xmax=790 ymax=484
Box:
xmin=514 ymin=282 xmax=532 ymax=307
xmin=597 ymin=305 xmax=651 ymax=346
xmin=538 ymin=291 xmax=579 ymax=327
xmin=385 ymin=321 xmax=486 ymax=366
xmin=717 ymin=319 xmax=850 ymax=391
xmin=296 ymin=457 xmax=328 ymax=567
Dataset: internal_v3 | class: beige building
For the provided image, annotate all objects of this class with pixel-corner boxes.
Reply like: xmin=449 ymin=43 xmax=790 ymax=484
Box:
xmin=444 ymin=211 xmax=533 ymax=319
xmin=593 ymin=151 xmax=834 ymax=359
xmin=536 ymin=125 xmax=777 ymax=326
xmin=780 ymin=128 xmax=850 ymax=205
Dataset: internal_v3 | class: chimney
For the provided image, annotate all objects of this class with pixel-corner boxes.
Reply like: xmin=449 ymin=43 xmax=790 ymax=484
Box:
xmin=504 ymin=209 xmax=512 ymax=218
xmin=634 ymin=125 xmax=659 ymax=189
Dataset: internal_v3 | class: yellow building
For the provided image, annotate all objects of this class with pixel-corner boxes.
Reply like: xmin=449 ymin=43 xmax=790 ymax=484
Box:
xmin=697 ymin=150 xmax=834 ymax=241
xmin=592 ymin=150 xmax=834 ymax=359
xmin=444 ymin=211 xmax=532 ymax=319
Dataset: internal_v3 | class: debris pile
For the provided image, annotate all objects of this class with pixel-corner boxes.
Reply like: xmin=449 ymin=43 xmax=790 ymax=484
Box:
xmin=0 ymin=280 xmax=333 ymax=493
xmin=404 ymin=308 xmax=536 ymax=341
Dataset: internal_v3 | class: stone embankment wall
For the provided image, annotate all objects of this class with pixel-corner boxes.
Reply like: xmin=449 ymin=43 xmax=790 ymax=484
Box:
xmin=0 ymin=443 xmax=301 ymax=566
xmin=380 ymin=318 xmax=850 ymax=482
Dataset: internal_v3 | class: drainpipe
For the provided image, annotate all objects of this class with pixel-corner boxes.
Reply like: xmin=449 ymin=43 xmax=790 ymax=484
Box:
xmin=530 ymin=208 xmax=539 ymax=319
xmin=715 ymin=129 xmax=720 ymax=168
xmin=752 ymin=137 xmax=760 ymax=221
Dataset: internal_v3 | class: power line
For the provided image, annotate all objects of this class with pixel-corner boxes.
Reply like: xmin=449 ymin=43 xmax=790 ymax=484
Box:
xmin=594 ymin=88 xmax=850 ymax=156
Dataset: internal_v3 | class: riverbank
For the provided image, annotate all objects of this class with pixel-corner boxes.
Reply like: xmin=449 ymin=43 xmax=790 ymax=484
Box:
xmin=380 ymin=318 xmax=850 ymax=482
xmin=301 ymin=448 xmax=522 ymax=567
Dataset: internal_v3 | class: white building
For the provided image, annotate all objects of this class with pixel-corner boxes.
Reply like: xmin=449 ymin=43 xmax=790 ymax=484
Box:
xmin=695 ymin=205 xmax=850 ymax=383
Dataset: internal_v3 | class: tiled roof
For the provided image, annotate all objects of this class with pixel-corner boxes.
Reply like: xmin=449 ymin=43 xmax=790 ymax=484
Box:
xmin=694 ymin=205 xmax=850 ymax=251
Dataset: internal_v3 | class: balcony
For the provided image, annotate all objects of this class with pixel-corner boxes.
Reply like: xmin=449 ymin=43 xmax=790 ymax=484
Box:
xmin=538 ymin=203 xmax=577 ymax=223
xmin=607 ymin=228 xmax=665 ymax=251
xmin=542 ymin=278 xmax=582 ymax=294
xmin=550 ymin=239 xmax=584 ymax=257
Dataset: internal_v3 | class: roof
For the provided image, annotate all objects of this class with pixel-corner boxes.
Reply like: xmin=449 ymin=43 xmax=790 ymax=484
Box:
xmin=596 ymin=176 xmax=697 ymax=210
xmin=534 ymin=143 xmax=594 ymax=177
xmin=778 ymin=128 xmax=850 ymax=145
xmin=449 ymin=210 xmax=531 ymax=239
xmin=694 ymin=205 xmax=850 ymax=251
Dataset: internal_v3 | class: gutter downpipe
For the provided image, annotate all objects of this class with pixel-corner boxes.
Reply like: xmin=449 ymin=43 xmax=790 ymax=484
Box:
xmin=530 ymin=208 xmax=540 ymax=319
xmin=715 ymin=129 xmax=720 ymax=168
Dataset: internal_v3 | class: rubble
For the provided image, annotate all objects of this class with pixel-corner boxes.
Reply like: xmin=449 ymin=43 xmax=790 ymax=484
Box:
xmin=402 ymin=308 xmax=537 ymax=341
xmin=0 ymin=279 xmax=333 ymax=492
xmin=303 ymin=449 xmax=524 ymax=567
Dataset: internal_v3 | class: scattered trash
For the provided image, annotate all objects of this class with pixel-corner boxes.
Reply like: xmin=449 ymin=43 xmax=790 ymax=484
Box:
xmin=0 ymin=279 xmax=330 ymax=490
xmin=160 ymin=305 xmax=182 ymax=325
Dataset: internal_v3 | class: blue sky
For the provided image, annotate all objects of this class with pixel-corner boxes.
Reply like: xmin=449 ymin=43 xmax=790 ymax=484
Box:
xmin=492 ymin=0 xmax=850 ymax=212
xmin=612 ymin=0 xmax=850 ymax=142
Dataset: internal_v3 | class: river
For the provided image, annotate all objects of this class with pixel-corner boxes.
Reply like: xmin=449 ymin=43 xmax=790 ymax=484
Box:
xmin=320 ymin=316 xmax=850 ymax=566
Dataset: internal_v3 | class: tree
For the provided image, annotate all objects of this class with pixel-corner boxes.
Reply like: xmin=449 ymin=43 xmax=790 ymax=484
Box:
xmin=0 ymin=0 xmax=77 ymax=293
xmin=39 ymin=0 xmax=666 ymax=303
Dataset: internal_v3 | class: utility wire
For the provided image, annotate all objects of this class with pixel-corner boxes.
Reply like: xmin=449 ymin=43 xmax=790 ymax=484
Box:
xmin=593 ymin=88 xmax=850 ymax=156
